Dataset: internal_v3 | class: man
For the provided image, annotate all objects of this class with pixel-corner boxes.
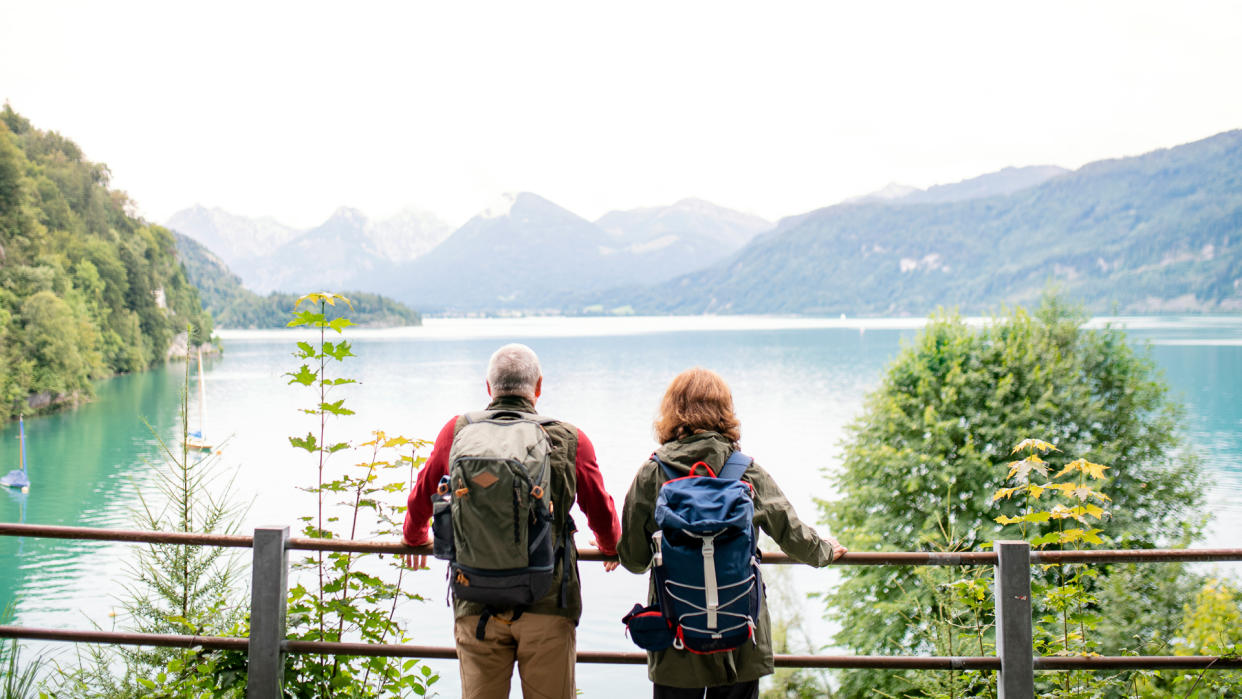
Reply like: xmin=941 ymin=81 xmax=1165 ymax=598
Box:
xmin=402 ymin=343 xmax=621 ymax=699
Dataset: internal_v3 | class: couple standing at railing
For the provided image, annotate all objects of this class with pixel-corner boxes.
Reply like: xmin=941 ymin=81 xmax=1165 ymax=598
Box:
xmin=401 ymin=343 xmax=848 ymax=699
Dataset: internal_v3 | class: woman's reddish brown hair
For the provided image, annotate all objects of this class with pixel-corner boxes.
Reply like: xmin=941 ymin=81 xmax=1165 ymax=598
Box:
xmin=654 ymin=367 xmax=741 ymax=445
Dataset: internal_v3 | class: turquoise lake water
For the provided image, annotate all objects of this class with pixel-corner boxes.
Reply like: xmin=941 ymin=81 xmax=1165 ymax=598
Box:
xmin=2 ymin=315 xmax=1240 ymax=695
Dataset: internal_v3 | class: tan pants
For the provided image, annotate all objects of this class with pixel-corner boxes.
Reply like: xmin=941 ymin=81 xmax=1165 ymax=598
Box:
xmin=454 ymin=612 xmax=576 ymax=699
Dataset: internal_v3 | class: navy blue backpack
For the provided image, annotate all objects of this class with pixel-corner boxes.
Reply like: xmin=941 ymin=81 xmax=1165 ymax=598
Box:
xmin=623 ymin=451 xmax=762 ymax=654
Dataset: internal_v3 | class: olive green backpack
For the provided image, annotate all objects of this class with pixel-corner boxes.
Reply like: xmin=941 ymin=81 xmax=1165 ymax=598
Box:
xmin=431 ymin=410 xmax=566 ymax=635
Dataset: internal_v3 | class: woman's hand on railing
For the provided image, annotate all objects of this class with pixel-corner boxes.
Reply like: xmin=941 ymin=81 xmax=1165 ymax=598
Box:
xmin=591 ymin=540 xmax=620 ymax=572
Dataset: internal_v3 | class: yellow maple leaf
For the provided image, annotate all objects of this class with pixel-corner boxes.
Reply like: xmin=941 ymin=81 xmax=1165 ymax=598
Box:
xmin=991 ymin=486 xmax=1021 ymax=501
xmin=1083 ymin=461 xmax=1110 ymax=479
xmin=1011 ymin=438 xmax=1059 ymax=455
xmin=1007 ymin=455 xmax=1050 ymax=481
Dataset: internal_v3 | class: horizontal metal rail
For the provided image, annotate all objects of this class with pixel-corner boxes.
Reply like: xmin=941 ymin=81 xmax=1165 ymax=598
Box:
xmin=0 ymin=522 xmax=256 ymax=548
xmin=1032 ymin=548 xmax=1242 ymax=563
xmin=0 ymin=626 xmax=249 ymax=652
xmin=5 ymin=523 xmax=1241 ymax=565
xmin=4 ymin=626 xmax=1240 ymax=671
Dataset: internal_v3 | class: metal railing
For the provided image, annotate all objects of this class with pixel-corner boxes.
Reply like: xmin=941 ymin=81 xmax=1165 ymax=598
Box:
xmin=2 ymin=522 xmax=1240 ymax=698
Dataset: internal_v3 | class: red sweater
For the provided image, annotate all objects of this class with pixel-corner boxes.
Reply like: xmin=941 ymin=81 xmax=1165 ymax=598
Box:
xmin=403 ymin=414 xmax=620 ymax=555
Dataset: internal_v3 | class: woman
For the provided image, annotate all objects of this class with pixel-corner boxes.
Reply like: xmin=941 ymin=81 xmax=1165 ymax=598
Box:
xmin=618 ymin=367 xmax=847 ymax=699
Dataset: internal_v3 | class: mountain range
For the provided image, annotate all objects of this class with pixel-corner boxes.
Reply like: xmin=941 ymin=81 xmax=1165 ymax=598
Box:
xmin=174 ymin=232 xmax=422 ymax=328
xmin=169 ymin=128 xmax=1242 ymax=319
xmin=598 ymin=130 xmax=1242 ymax=315
xmin=168 ymin=194 xmax=771 ymax=313
xmin=167 ymin=204 xmax=454 ymax=294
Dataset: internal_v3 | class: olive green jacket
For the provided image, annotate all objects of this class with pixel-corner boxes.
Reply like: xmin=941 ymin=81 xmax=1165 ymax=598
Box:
xmin=618 ymin=432 xmax=835 ymax=688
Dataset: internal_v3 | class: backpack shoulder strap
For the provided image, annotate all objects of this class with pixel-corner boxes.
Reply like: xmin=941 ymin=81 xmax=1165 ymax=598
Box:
xmin=651 ymin=454 xmax=679 ymax=481
xmin=718 ymin=450 xmax=752 ymax=481
xmin=460 ymin=410 xmax=493 ymax=424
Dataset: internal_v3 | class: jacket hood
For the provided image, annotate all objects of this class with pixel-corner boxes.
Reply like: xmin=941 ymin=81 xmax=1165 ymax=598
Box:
xmin=653 ymin=432 xmax=737 ymax=477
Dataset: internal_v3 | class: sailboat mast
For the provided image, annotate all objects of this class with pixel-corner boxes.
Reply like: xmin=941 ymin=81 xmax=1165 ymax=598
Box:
xmin=19 ymin=414 xmax=25 ymax=472
xmin=197 ymin=346 xmax=207 ymax=441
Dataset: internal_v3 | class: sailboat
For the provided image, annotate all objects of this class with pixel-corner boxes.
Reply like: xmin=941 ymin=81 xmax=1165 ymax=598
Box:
xmin=1 ymin=415 xmax=31 ymax=491
xmin=186 ymin=346 xmax=213 ymax=452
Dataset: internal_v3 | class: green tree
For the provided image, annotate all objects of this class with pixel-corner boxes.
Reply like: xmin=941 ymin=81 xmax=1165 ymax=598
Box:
xmin=0 ymin=105 xmax=214 ymax=425
xmin=819 ymin=296 xmax=1205 ymax=697
xmin=18 ymin=290 xmax=91 ymax=398
xmin=54 ymin=344 xmax=248 ymax=697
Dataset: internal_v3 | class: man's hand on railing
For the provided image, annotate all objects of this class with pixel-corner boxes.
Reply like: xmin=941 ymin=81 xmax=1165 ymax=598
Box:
xmin=827 ymin=537 xmax=848 ymax=563
xmin=400 ymin=538 xmax=429 ymax=570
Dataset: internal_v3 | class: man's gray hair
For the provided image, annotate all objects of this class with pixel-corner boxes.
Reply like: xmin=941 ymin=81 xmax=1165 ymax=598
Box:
xmin=487 ymin=343 xmax=542 ymax=399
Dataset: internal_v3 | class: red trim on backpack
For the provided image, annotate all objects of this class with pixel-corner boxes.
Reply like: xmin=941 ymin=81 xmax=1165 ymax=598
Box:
xmin=687 ymin=461 xmax=716 ymax=478
xmin=674 ymin=624 xmax=754 ymax=655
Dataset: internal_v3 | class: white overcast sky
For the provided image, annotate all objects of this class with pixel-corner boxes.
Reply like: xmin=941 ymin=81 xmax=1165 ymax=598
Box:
xmin=2 ymin=1 xmax=1241 ymax=229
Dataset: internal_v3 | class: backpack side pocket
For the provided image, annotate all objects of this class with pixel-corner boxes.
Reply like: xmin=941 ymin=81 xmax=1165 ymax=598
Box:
xmin=622 ymin=603 xmax=674 ymax=651
xmin=431 ymin=475 xmax=455 ymax=560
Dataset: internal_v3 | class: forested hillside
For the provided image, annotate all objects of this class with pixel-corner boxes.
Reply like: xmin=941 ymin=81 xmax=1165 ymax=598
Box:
xmin=175 ymin=233 xmax=421 ymax=328
xmin=592 ymin=130 xmax=1242 ymax=315
xmin=0 ymin=106 xmax=211 ymax=423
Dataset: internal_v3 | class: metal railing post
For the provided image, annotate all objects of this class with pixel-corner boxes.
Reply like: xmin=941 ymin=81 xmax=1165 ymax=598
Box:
xmin=247 ymin=526 xmax=290 ymax=698
xmin=994 ymin=540 xmax=1034 ymax=698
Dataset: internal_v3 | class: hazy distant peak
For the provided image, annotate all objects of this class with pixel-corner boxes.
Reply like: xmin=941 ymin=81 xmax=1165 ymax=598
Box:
xmin=165 ymin=205 xmax=299 ymax=265
xmin=480 ymin=192 xmax=519 ymax=219
xmin=847 ymin=183 xmax=920 ymax=203
xmin=848 ymin=166 xmax=1071 ymax=207
xmin=327 ymin=206 xmax=368 ymax=225
xmin=170 ymin=204 xmax=294 ymax=228
xmin=669 ymin=197 xmax=726 ymax=212
xmin=906 ymin=165 xmax=1069 ymax=204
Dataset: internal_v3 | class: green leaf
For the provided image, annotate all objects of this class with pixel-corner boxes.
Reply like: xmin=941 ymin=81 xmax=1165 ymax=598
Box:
xmin=290 ymin=432 xmax=318 ymax=452
xmin=285 ymin=364 xmax=317 ymax=386
xmin=1030 ymin=532 xmax=1061 ymax=547
xmin=1080 ymin=528 xmax=1104 ymax=545
xmin=287 ymin=309 xmax=325 ymax=328
xmin=322 ymin=340 xmax=356 ymax=361
xmin=320 ymin=399 xmax=355 ymax=416
xmin=996 ymin=511 xmax=1052 ymax=526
